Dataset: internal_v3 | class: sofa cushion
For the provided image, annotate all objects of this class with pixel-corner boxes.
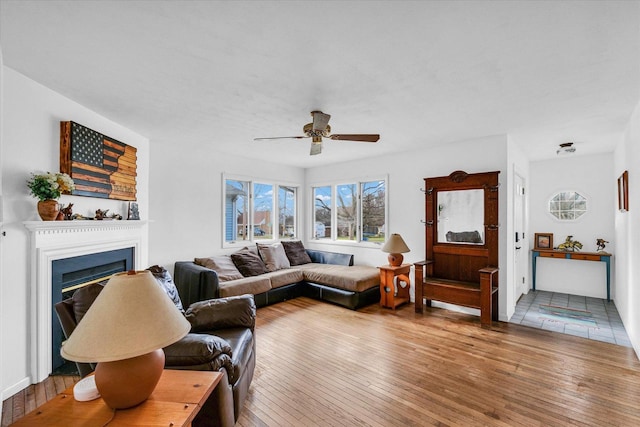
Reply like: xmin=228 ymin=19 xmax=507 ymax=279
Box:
xmin=218 ymin=276 xmax=271 ymax=298
xmin=256 ymin=243 xmax=291 ymax=272
xmin=281 ymin=240 xmax=312 ymax=266
xmin=263 ymin=268 xmax=304 ymax=289
xmin=231 ymin=248 xmax=270 ymax=277
xmin=194 ymin=255 xmax=244 ymax=282
xmin=163 ymin=333 xmax=232 ymax=366
xmin=147 ymin=265 xmax=184 ymax=312
xmin=72 ymin=282 xmax=105 ymax=323
xmin=299 ymin=264 xmax=380 ymax=293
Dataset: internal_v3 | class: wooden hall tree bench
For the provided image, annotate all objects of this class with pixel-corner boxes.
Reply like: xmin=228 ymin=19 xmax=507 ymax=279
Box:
xmin=414 ymin=170 xmax=500 ymax=327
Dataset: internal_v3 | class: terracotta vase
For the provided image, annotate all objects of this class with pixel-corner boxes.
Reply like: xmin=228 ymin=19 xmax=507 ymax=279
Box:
xmin=37 ymin=199 xmax=60 ymax=221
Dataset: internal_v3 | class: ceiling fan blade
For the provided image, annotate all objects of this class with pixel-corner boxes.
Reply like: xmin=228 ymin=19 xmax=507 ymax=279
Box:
xmin=310 ymin=141 xmax=323 ymax=156
xmin=329 ymin=134 xmax=380 ymax=142
xmin=254 ymin=136 xmax=307 ymax=140
xmin=312 ymin=111 xmax=331 ymax=132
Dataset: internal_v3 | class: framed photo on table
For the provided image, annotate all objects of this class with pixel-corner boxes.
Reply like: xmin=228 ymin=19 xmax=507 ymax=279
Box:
xmin=534 ymin=233 xmax=553 ymax=250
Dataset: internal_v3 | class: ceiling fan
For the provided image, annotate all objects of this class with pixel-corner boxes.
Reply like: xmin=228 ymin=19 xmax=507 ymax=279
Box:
xmin=254 ymin=111 xmax=380 ymax=155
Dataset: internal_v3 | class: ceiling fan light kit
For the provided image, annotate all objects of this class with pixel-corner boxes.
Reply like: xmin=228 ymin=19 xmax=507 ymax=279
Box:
xmin=255 ymin=111 xmax=380 ymax=155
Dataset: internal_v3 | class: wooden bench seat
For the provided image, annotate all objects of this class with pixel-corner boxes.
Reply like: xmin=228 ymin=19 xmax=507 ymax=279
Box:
xmin=415 ymin=261 xmax=498 ymax=327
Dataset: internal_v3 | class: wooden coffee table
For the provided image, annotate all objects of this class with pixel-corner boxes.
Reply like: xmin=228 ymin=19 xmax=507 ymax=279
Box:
xmin=11 ymin=369 xmax=222 ymax=426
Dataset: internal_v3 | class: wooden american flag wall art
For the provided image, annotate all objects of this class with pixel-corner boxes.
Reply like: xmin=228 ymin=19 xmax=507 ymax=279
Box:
xmin=60 ymin=121 xmax=137 ymax=201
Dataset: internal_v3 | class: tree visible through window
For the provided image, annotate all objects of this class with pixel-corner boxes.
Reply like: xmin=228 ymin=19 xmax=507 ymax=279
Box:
xmin=312 ymin=179 xmax=386 ymax=244
xmin=337 ymin=184 xmax=357 ymax=240
xmin=314 ymin=186 xmax=331 ymax=239
xmin=253 ymin=183 xmax=273 ymax=239
xmin=362 ymin=180 xmax=385 ymax=243
xmin=279 ymin=186 xmax=296 ymax=239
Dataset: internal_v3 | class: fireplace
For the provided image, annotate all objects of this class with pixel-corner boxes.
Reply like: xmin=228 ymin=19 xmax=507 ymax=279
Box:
xmin=51 ymin=247 xmax=134 ymax=370
xmin=25 ymin=220 xmax=147 ymax=382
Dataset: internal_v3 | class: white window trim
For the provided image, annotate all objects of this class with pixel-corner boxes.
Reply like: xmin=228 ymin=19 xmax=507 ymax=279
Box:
xmin=310 ymin=175 xmax=388 ymax=248
xmin=223 ymin=173 xmax=300 ymax=249
xmin=546 ymin=189 xmax=590 ymax=223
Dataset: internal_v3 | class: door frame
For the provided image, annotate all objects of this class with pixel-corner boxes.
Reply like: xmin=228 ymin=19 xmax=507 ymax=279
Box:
xmin=513 ymin=170 xmax=528 ymax=304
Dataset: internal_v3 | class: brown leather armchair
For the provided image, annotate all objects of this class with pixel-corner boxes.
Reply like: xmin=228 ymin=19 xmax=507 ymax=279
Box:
xmin=54 ymin=266 xmax=256 ymax=427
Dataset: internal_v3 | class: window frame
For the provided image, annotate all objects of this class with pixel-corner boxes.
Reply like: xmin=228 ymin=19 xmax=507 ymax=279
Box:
xmin=310 ymin=175 xmax=388 ymax=248
xmin=222 ymin=174 xmax=300 ymax=249
xmin=548 ymin=190 xmax=589 ymax=222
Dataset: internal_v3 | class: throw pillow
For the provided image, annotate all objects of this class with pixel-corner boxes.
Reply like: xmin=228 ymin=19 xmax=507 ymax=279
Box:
xmin=257 ymin=243 xmax=291 ymax=272
xmin=231 ymin=248 xmax=269 ymax=277
xmin=194 ymin=255 xmax=244 ymax=282
xmin=147 ymin=265 xmax=185 ymax=312
xmin=281 ymin=240 xmax=312 ymax=266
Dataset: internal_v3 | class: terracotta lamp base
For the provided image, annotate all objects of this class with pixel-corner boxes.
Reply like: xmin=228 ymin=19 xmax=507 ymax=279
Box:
xmin=94 ymin=349 xmax=165 ymax=409
xmin=387 ymin=253 xmax=404 ymax=267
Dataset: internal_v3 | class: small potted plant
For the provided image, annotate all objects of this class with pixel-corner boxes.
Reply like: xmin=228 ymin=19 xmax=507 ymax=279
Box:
xmin=27 ymin=172 xmax=75 ymax=220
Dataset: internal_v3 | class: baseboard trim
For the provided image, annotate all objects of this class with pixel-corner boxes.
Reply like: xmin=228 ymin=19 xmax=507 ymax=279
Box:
xmin=2 ymin=376 xmax=31 ymax=402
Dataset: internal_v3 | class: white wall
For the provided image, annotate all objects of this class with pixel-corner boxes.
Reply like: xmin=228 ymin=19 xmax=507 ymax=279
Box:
xmin=0 ymin=67 xmax=150 ymax=399
xmin=529 ymin=153 xmax=615 ymax=299
xmin=304 ymin=135 xmax=512 ymax=320
xmin=0 ymin=43 xmax=5 ymax=409
xmin=148 ymin=140 xmax=304 ymax=270
xmin=614 ymin=99 xmax=640 ymax=357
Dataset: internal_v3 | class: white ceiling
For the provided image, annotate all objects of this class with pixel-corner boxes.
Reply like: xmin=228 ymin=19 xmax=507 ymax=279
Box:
xmin=1 ymin=1 xmax=638 ymax=168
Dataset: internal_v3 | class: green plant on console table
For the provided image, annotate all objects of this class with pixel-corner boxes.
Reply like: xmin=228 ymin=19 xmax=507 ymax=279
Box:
xmin=557 ymin=235 xmax=583 ymax=252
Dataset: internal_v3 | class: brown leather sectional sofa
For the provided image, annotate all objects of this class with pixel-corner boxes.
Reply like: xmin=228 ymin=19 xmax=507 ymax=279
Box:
xmin=174 ymin=248 xmax=381 ymax=310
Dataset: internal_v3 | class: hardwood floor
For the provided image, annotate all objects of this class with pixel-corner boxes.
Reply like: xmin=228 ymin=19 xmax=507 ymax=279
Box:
xmin=4 ymin=297 xmax=640 ymax=426
xmin=237 ymin=298 xmax=640 ymax=426
xmin=1 ymin=374 xmax=79 ymax=426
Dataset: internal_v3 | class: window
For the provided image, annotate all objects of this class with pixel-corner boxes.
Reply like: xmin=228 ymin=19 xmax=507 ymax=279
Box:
xmin=337 ymin=184 xmax=357 ymax=240
xmin=225 ymin=179 xmax=249 ymax=242
xmin=278 ymin=186 xmax=296 ymax=239
xmin=224 ymin=176 xmax=298 ymax=246
xmin=361 ymin=180 xmax=386 ymax=243
xmin=313 ymin=186 xmax=331 ymax=239
xmin=549 ymin=191 xmax=587 ymax=220
xmin=253 ymin=183 xmax=274 ymax=240
xmin=312 ymin=178 xmax=386 ymax=244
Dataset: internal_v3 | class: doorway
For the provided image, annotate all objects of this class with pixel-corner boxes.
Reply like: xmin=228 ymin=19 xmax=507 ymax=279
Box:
xmin=513 ymin=172 xmax=527 ymax=306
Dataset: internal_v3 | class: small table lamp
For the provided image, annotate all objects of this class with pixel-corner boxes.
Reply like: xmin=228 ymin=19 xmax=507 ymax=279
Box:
xmin=381 ymin=233 xmax=410 ymax=266
xmin=61 ymin=270 xmax=190 ymax=409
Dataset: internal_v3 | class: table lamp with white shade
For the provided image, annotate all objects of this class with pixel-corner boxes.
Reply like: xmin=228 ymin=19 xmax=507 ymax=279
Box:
xmin=381 ymin=233 xmax=410 ymax=266
xmin=61 ymin=270 xmax=191 ymax=409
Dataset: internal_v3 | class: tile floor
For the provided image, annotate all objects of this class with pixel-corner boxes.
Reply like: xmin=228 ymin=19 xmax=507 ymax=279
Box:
xmin=511 ymin=290 xmax=632 ymax=347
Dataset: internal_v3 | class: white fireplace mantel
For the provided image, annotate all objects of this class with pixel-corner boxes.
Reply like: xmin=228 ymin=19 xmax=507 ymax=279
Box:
xmin=24 ymin=220 xmax=148 ymax=382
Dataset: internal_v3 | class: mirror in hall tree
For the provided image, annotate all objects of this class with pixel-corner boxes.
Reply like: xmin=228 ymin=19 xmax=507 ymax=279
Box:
xmin=437 ymin=189 xmax=484 ymax=244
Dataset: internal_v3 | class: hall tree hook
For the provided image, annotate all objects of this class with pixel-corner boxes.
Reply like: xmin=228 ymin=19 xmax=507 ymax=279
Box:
xmin=419 ymin=187 xmax=434 ymax=195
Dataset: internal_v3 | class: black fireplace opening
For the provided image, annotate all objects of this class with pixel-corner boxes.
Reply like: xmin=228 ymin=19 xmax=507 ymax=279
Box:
xmin=51 ymin=247 xmax=134 ymax=372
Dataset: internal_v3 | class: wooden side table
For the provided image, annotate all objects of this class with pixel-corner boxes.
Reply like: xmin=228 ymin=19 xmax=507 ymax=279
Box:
xmin=12 ymin=369 xmax=222 ymax=426
xmin=379 ymin=264 xmax=411 ymax=309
